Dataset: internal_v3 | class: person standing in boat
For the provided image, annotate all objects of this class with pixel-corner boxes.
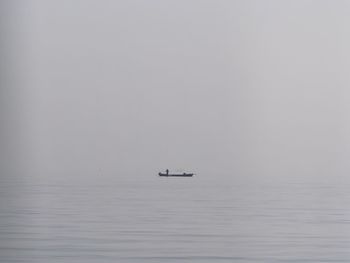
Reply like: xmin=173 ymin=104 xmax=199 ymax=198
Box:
xmin=166 ymin=169 xmax=169 ymax=175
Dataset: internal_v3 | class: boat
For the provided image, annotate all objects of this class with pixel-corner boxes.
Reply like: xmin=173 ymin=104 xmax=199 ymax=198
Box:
xmin=158 ymin=171 xmax=194 ymax=177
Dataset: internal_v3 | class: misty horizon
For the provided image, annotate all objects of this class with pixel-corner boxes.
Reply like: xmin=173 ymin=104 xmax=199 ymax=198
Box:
xmin=2 ymin=0 xmax=350 ymax=180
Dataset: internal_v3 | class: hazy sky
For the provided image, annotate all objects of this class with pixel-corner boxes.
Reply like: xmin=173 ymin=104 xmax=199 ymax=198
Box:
xmin=4 ymin=0 xmax=350 ymax=179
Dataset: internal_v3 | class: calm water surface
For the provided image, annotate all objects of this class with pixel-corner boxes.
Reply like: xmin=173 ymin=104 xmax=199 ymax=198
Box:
xmin=1 ymin=175 xmax=350 ymax=262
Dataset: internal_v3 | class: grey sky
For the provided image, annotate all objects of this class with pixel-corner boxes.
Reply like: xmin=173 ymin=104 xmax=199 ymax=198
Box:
xmin=4 ymin=0 xmax=350 ymax=179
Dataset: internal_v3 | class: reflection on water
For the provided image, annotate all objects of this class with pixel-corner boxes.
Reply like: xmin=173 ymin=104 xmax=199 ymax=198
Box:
xmin=1 ymin=175 xmax=350 ymax=262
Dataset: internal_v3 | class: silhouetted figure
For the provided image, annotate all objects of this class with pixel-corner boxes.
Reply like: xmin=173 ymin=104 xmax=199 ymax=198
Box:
xmin=166 ymin=169 xmax=169 ymax=175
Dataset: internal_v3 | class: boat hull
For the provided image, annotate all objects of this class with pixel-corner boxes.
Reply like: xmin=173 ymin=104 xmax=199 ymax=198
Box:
xmin=158 ymin=173 xmax=193 ymax=177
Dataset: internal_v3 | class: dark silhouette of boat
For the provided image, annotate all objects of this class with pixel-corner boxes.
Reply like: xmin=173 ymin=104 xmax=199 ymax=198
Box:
xmin=158 ymin=169 xmax=194 ymax=177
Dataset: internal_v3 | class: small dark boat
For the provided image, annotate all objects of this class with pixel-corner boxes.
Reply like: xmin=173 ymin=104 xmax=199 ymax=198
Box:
xmin=158 ymin=172 xmax=194 ymax=177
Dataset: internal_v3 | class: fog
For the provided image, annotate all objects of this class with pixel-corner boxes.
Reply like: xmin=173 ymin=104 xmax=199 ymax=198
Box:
xmin=3 ymin=0 xmax=350 ymax=180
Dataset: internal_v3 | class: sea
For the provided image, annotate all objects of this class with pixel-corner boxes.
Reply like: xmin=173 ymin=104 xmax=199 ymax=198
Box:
xmin=1 ymin=174 xmax=350 ymax=262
